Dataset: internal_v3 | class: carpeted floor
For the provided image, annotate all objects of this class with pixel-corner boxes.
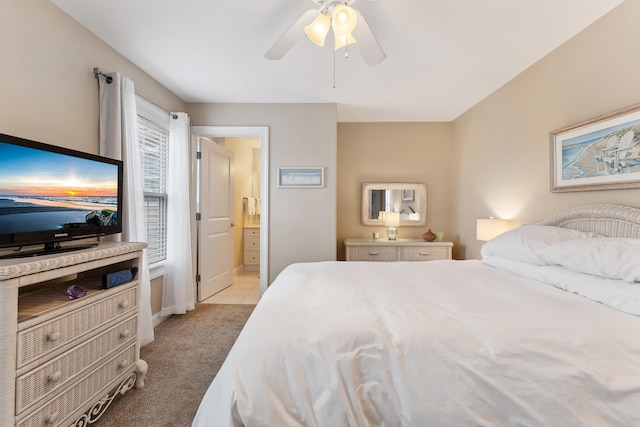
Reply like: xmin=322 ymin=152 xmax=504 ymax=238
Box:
xmin=94 ymin=303 xmax=255 ymax=427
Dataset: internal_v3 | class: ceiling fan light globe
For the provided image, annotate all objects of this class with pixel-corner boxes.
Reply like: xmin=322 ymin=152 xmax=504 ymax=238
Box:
xmin=335 ymin=33 xmax=356 ymax=50
xmin=304 ymin=13 xmax=331 ymax=46
xmin=331 ymin=5 xmax=357 ymax=36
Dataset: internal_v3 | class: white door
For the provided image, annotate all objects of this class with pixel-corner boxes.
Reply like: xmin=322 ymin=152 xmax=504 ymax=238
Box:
xmin=197 ymin=138 xmax=234 ymax=301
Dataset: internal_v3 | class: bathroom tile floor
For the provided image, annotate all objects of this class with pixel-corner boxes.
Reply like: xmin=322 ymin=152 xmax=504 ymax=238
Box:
xmin=201 ymin=269 xmax=261 ymax=305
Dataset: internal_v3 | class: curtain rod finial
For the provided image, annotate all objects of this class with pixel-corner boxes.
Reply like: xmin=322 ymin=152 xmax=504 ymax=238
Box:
xmin=93 ymin=67 xmax=113 ymax=84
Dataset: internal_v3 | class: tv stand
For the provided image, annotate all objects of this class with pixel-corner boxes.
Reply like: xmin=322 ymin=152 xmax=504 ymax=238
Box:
xmin=0 ymin=242 xmax=147 ymax=427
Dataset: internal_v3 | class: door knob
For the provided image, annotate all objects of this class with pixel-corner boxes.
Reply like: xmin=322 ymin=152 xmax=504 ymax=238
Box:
xmin=231 ymin=223 xmax=236 ymax=227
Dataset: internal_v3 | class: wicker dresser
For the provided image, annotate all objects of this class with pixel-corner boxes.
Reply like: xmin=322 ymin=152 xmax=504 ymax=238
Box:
xmin=0 ymin=242 xmax=147 ymax=427
xmin=344 ymin=238 xmax=453 ymax=261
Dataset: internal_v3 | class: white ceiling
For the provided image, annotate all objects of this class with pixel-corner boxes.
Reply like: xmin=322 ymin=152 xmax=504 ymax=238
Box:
xmin=51 ymin=0 xmax=623 ymax=122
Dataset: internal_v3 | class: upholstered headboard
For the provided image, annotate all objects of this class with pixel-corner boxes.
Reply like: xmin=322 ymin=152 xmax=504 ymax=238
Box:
xmin=536 ymin=204 xmax=640 ymax=238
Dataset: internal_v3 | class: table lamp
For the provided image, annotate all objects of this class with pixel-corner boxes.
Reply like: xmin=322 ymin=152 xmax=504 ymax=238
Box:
xmin=476 ymin=217 xmax=515 ymax=241
xmin=385 ymin=212 xmax=400 ymax=240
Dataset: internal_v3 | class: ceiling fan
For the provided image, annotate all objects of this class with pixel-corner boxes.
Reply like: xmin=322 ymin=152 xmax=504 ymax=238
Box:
xmin=265 ymin=0 xmax=386 ymax=66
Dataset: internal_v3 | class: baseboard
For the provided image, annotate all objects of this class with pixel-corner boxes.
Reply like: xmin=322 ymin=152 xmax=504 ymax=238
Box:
xmin=152 ymin=311 xmax=169 ymax=328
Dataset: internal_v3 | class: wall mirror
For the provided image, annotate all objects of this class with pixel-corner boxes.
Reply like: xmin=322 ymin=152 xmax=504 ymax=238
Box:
xmin=361 ymin=182 xmax=427 ymax=226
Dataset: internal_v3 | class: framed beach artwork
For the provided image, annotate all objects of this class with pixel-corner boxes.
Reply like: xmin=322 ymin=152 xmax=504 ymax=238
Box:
xmin=550 ymin=103 xmax=640 ymax=192
xmin=402 ymin=189 xmax=414 ymax=202
xmin=277 ymin=167 xmax=324 ymax=188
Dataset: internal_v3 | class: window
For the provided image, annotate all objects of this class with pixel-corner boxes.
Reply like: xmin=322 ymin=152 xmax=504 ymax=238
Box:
xmin=136 ymin=97 xmax=169 ymax=264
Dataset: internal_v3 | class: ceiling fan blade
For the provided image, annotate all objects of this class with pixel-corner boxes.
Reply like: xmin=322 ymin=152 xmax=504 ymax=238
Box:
xmin=351 ymin=9 xmax=386 ymax=66
xmin=265 ymin=9 xmax=320 ymax=60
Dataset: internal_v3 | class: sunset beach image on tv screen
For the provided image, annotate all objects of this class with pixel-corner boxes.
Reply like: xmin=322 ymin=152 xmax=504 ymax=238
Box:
xmin=0 ymin=141 xmax=119 ymax=235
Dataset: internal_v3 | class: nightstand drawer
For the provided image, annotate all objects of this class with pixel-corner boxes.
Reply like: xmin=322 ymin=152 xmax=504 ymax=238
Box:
xmin=347 ymin=246 xmax=398 ymax=261
xmin=400 ymin=246 xmax=451 ymax=261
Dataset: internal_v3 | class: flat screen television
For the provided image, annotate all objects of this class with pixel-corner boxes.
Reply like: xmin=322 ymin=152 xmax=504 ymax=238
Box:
xmin=0 ymin=132 xmax=123 ymax=257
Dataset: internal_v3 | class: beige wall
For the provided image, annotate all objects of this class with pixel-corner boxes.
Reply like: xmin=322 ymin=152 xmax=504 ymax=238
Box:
xmin=150 ymin=276 xmax=164 ymax=316
xmin=188 ymin=103 xmax=338 ymax=283
xmin=1 ymin=1 xmax=186 ymax=153
xmin=337 ymin=123 xmax=454 ymax=260
xmin=2 ymin=1 xmax=186 ymax=319
xmin=452 ymin=0 xmax=640 ymax=260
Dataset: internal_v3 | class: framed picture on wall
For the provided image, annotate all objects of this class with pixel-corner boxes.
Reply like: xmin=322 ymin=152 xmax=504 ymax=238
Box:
xmin=277 ymin=167 xmax=324 ymax=188
xmin=550 ymin=103 xmax=640 ymax=192
xmin=401 ymin=189 xmax=414 ymax=202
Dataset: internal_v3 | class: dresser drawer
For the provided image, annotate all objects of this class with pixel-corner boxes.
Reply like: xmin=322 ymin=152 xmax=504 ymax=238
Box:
xmin=16 ymin=315 xmax=137 ymax=414
xmin=17 ymin=344 xmax=137 ymax=427
xmin=244 ymin=228 xmax=260 ymax=237
xmin=17 ymin=286 xmax=138 ymax=369
xmin=244 ymin=236 xmax=260 ymax=250
xmin=244 ymin=251 xmax=260 ymax=265
xmin=400 ymin=246 xmax=451 ymax=261
xmin=345 ymin=239 xmax=454 ymax=262
xmin=347 ymin=246 xmax=398 ymax=261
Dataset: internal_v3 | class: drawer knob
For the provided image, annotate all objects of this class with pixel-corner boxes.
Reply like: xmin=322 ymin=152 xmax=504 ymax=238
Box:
xmin=120 ymin=329 xmax=131 ymax=338
xmin=48 ymin=371 xmax=63 ymax=383
xmin=118 ymin=359 xmax=129 ymax=368
xmin=119 ymin=300 xmax=130 ymax=309
xmin=368 ymin=252 xmax=379 ymax=256
xmin=45 ymin=411 xmax=59 ymax=425
xmin=47 ymin=331 xmax=61 ymax=342
xmin=419 ymin=252 xmax=430 ymax=255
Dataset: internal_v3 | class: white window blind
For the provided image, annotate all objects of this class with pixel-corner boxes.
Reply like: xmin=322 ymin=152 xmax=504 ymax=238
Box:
xmin=136 ymin=97 xmax=169 ymax=264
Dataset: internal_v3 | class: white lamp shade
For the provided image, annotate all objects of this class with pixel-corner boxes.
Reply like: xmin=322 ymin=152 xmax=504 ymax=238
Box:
xmin=335 ymin=32 xmax=357 ymax=50
xmin=331 ymin=5 xmax=358 ymax=37
xmin=304 ymin=13 xmax=331 ymax=46
xmin=384 ymin=212 xmax=400 ymax=227
xmin=476 ymin=218 xmax=514 ymax=241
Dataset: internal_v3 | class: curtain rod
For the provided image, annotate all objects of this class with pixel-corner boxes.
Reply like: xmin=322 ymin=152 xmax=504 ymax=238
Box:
xmin=93 ymin=67 xmax=112 ymax=84
xmin=136 ymin=91 xmax=178 ymax=119
xmin=94 ymin=67 xmax=178 ymax=119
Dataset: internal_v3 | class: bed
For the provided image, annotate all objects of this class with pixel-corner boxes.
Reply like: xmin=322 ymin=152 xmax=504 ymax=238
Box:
xmin=192 ymin=204 xmax=640 ymax=426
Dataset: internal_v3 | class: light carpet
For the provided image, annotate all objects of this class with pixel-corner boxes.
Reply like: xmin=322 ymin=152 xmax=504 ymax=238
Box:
xmin=94 ymin=303 xmax=255 ymax=427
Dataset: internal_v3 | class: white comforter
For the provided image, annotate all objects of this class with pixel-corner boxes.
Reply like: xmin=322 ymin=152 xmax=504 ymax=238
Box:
xmin=192 ymin=260 xmax=640 ymax=427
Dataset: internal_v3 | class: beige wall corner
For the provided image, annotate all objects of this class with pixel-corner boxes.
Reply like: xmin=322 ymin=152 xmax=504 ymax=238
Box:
xmin=452 ymin=0 xmax=640 ymax=260
xmin=337 ymin=122 xmax=454 ymax=260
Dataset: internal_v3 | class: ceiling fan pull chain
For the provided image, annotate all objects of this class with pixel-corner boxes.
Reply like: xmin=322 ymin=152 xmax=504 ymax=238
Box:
xmin=333 ymin=47 xmax=336 ymax=89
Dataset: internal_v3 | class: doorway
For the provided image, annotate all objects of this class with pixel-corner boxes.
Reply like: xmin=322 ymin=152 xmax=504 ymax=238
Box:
xmin=191 ymin=126 xmax=269 ymax=299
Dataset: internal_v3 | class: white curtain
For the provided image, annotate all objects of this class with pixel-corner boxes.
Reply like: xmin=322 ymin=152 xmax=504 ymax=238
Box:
xmin=98 ymin=72 xmax=154 ymax=346
xmin=162 ymin=112 xmax=195 ymax=315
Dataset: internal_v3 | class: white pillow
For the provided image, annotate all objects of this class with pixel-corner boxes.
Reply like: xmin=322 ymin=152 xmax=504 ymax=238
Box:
xmin=539 ymin=238 xmax=640 ymax=282
xmin=480 ymin=225 xmax=601 ymax=265
xmin=537 ymin=265 xmax=640 ymax=316
xmin=481 ymin=255 xmax=542 ymax=279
